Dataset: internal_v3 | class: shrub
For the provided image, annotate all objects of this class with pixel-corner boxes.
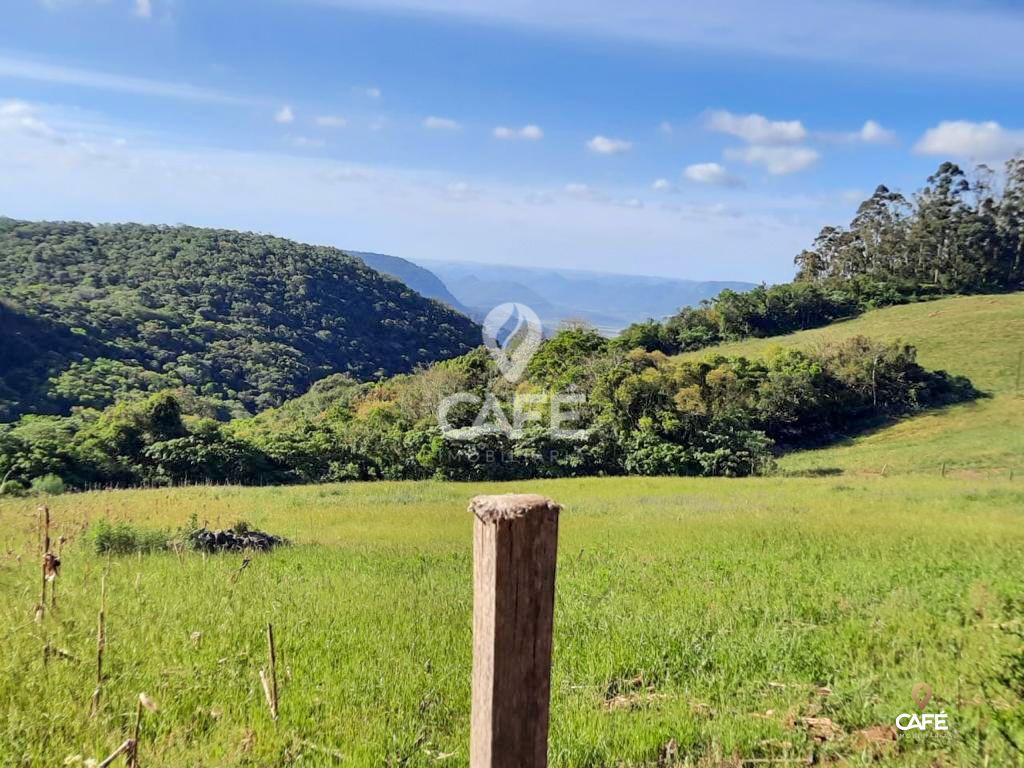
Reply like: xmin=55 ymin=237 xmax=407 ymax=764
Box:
xmin=0 ymin=480 xmax=26 ymax=497
xmin=88 ymin=519 xmax=168 ymax=555
xmin=30 ymin=474 xmax=65 ymax=496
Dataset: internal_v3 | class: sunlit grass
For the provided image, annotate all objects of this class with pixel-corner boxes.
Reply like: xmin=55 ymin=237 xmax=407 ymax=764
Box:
xmin=2 ymin=476 xmax=1022 ymax=766
xmin=675 ymin=292 xmax=1024 ymax=477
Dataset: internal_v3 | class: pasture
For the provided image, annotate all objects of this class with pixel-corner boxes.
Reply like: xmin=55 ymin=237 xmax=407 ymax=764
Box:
xmin=676 ymin=292 xmax=1024 ymax=478
xmin=2 ymin=476 xmax=1022 ymax=766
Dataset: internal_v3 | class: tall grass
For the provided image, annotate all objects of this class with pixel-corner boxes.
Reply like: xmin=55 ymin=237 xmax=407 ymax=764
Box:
xmin=0 ymin=476 xmax=1022 ymax=765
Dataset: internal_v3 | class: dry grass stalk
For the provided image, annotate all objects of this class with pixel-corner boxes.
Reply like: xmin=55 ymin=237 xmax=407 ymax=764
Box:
xmin=97 ymin=739 xmax=132 ymax=768
xmin=230 ymin=556 xmax=252 ymax=584
xmin=259 ymin=669 xmax=276 ymax=720
xmin=126 ymin=697 xmax=143 ymax=768
xmin=91 ymin=573 xmax=107 ymax=718
xmin=259 ymin=623 xmax=280 ymax=720
xmin=38 ymin=505 xmax=48 ymax=555
xmin=44 ymin=552 xmax=61 ymax=611
xmin=124 ymin=693 xmax=157 ymax=768
xmin=36 ymin=506 xmax=51 ymax=620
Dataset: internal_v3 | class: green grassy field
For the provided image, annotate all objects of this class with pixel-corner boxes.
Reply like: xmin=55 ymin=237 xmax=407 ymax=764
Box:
xmin=1 ymin=293 xmax=1023 ymax=766
xmin=2 ymin=478 xmax=1023 ymax=766
xmin=677 ymin=293 xmax=1024 ymax=478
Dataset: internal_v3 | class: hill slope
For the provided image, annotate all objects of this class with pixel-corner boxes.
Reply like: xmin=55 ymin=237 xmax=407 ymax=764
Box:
xmin=0 ymin=219 xmax=481 ymax=420
xmin=348 ymin=250 xmax=469 ymax=315
xmin=677 ymin=293 xmax=1024 ymax=475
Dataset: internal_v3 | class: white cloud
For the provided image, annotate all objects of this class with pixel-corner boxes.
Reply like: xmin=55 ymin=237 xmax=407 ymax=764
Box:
xmin=725 ymin=145 xmax=820 ymax=175
xmin=914 ymin=120 xmax=1024 ymax=161
xmin=683 ymin=162 xmax=743 ymax=187
xmin=315 ymin=115 xmax=349 ymax=128
xmin=707 ymin=110 xmax=806 ymax=144
xmin=0 ymin=53 xmax=254 ymax=105
xmin=494 ymin=124 xmax=543 ymax=140
xmin=134 ymin=0 xmax=152 ymax=18
xmin=586 ymin=135 xmax=632 ymax=154
xmin=365 ymin=86 xmax=382 ymax=99
xmin=856 ymin=120 xmax=896 ymax=144
xmin=0 ymin=101 xmax=32 ymax=117
xmin=424 ymin=115 xmax=460 ymax=131
xmin=0 ymin=100 xmax=64 ymax=144
xmin=0 ymin=99 xmax=142 ymax=164
xmin=0 ymin=103 xmax=819 ymax=284
xmin=274 ymin=105 xmax=295 ymax=124
xmin=651 ymin=178 xmax=674 ymax=191
xmin=520 ymin=124 xmax=543 ymax=140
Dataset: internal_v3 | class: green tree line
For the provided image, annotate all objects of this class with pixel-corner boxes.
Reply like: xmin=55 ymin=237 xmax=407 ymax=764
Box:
xmin=619 ymin=158 xmax=1024 ymax=355
xmin=0 ymin=329 xmax=976 ymax=492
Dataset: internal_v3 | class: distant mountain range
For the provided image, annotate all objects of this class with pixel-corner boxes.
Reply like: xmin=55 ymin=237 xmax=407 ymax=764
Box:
xmin=361 ymin=255 xmax=755 ymax=333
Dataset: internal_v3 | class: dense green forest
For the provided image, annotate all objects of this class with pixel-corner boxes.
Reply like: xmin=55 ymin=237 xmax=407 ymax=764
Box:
xmin=3 ymin=159 xmax=1022 ymax=491
xmin=619 ymin=158 xmax=1024 ymax=354
xmin=0 ymin=328 xmax=976 ymax=492
xmin=0 ymin=219 xmax=480 ymax=420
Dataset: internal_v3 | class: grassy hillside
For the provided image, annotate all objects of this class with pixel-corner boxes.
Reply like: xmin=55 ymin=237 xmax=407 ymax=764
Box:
xmin=0 ymin=219 xmax=481 ymax=420
xmin=2 ymin=476 xmax=1022 ymax=766
xmin=676 ymin=293 xmax=1024 ymax=476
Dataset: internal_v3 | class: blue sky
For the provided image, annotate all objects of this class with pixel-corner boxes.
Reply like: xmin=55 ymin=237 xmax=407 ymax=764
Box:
xmin=3 ymin=0 xmax=1024 ymax=282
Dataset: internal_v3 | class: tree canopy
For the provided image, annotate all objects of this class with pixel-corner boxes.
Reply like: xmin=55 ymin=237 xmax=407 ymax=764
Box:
xmin=620 ymin=158 xmax=1024 ymax=357
xmin=0 ymin=219 xmax=480 ymax=420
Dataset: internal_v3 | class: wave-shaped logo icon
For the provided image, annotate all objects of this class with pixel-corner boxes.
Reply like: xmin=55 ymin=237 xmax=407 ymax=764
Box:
xmin=911 ymin=682 xmax=933 ymax=711
xmin=481 ymin=303 xmax=543 ymax=383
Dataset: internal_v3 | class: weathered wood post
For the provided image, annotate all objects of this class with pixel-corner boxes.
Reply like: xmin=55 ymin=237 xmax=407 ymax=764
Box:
xmin=469 ymin=494 xmax=561 ymax=768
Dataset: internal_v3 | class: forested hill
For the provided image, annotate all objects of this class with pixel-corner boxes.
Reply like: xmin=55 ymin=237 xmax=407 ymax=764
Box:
xmin=348 ymin=250 xmax=469 ymax=315
xmin=0 ymin=219 xmax=480 ymax=420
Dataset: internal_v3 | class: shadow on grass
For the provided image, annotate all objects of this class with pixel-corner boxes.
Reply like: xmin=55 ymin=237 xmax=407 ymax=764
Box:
xmin=772 ymin=372 xmax=990 ymax=459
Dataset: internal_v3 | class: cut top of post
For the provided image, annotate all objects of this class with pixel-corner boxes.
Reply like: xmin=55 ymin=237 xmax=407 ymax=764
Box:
xmin=469 ymin=494 xmax=561 ymax=525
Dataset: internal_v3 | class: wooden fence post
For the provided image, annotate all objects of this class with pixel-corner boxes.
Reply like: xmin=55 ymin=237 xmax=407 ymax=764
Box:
xmin=469 ymin=494 xmax=560 ymax=768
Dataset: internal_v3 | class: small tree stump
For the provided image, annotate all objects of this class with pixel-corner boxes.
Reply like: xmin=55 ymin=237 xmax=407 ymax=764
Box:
xmin=469 ymin=494 xmax=561 ymax=768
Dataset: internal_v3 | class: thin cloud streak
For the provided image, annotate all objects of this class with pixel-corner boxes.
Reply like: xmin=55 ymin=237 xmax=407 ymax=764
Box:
xmin=306 ymin=0 xmax=1024 ymax=79
xmin=0 ymin=52 xmax=258 ymax=105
